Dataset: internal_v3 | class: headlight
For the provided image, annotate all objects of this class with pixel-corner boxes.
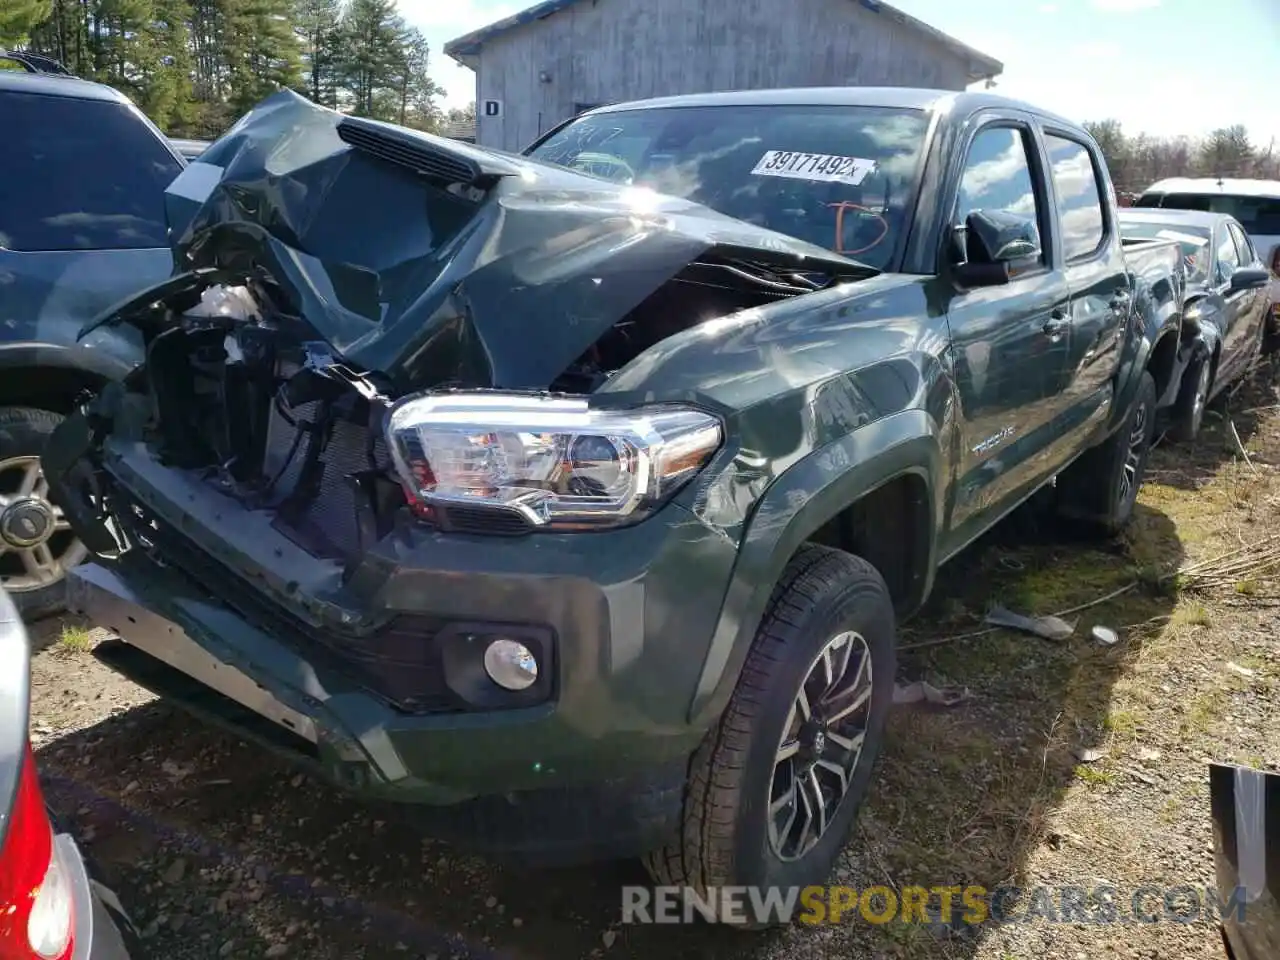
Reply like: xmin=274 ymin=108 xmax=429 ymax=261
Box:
xmin=385 ymin=393 xmax=723 ymax=530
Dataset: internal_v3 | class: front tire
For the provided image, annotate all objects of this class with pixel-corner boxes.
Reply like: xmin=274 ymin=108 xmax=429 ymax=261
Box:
xmin=1167 ymin=355 xmax=1212 ymax=443
xmin=0 ymin=407 xmax=88 ymax=619
xmin=644 ymin=545 xmax=896 ymax=926
xmin=1055 ymin=370 xmax=1157 ymax=537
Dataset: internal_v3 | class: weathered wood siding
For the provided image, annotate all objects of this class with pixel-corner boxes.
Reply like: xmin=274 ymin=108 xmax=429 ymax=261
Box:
xmin=474 ymin=0 xmax=976 ymax=151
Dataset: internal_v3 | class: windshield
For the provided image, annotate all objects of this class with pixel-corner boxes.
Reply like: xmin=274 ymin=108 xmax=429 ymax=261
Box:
xmin=526 ymin=105 xmax=930 ymax=270
xmin=1136 ymin=192 xmax=1280 ymax=239
xmin=1121 ymin=221 xmax=1213 ymax=284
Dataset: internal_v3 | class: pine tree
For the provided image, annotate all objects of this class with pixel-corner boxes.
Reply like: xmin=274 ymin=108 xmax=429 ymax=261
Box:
xmin=1197 ymin=126 xmax=1255 ymax=179
xmin=140 ymin=0 xmax=195 ymax=131
xmin=386 ymin=26 xmax=441 ymax=129
xmin=293 ymin=0 xmax=339 ymax=106
xmin=336 ymin=0 xmax=402 ymax=117
xmin=221 ymin=0 xmax=301 ymax=116
xmin=0 ymin=0 xmax=53 ymax=47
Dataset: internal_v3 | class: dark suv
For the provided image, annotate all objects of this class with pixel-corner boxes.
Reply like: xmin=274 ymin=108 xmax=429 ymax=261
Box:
xmin=0 ymin=69 xmax=183 ymax=617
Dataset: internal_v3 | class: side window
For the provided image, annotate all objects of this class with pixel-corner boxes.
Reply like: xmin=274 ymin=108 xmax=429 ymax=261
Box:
xmin=1 ymin=93 xmax=182 ymax=252
xmin=1044 ymin=134 xmax=1107 ymax=260
xmin=955 ymin=125 xmax=1046 ymax=266
xmin=1228 ymin=223 xmax=1255 ymax=266
xmin=1216 ymin=225 xmax=1241 ymax=283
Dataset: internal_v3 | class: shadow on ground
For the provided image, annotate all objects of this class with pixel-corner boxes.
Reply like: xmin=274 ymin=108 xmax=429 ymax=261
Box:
xmin=36 ymin=495 xmax=1184 ymax=960
xmin=839 ymin=493 xmax=1184 ymax=955
xmin=32 ymin=431 xmax=1206 ymax=960
xmin=1147 ymin=352 xmax=1280 ymax=494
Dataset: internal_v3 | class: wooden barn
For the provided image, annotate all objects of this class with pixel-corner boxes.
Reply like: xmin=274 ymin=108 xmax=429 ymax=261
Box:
xmin=444 ymin=0 xmax=1003 ymax=153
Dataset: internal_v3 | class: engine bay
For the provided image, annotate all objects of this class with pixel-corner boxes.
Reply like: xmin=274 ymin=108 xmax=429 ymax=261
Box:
xmin=113 ymin=251 xmax=827 ymax=562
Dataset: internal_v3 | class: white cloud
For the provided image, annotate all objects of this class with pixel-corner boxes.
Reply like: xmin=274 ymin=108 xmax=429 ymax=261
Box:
xmin=1071 ymin=40 xmax=1122 ymax=60
xmin=1089 ymin=0 xmax=1162 ymax=11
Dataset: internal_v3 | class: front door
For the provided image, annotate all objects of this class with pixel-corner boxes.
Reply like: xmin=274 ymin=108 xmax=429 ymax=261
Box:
xmin=1227 ymin=221 xmax=1268 ymax=364
xmin=1213 ymin=222 xmax=1253 ymax=387
xmin=942 ymin=119 xmax=1074 ymax=551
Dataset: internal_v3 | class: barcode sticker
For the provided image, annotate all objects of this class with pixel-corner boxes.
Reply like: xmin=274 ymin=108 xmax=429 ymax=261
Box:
xmin=751 ymin=151 xmax=878 ymax=185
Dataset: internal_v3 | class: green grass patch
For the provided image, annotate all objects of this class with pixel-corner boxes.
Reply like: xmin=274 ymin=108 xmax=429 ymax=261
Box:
xmin=1074 ymin=765 xmax=1116 ymax=786
xmin=55 ymin=624 xmax=93 ymax=655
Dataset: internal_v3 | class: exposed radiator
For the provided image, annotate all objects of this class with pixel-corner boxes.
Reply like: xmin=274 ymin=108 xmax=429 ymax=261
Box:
xmin=261 ymin=400 xmax=390 ymax=558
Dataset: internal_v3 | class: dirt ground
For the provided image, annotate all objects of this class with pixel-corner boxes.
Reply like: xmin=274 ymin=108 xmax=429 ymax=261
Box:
xmin=28 ymin=360 xmax=1280 ymax=960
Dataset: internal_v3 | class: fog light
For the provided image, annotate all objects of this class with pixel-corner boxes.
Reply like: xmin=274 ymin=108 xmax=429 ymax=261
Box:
xmin=483 ymin=639 xmax=538 ymax=691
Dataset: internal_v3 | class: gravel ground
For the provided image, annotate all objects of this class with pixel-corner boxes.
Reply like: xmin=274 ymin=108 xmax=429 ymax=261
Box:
xmin=28 ymin=363 xmax=1280 ymax=960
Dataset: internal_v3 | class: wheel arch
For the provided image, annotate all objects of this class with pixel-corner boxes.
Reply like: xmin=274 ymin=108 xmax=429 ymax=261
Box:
xmin=686 ymin=410 xmax=942 ymax=728
xmin=1147 ymin=327 xmax=1182 ymax=406
xmin=0 ymin=346 xmax=120 ymax=415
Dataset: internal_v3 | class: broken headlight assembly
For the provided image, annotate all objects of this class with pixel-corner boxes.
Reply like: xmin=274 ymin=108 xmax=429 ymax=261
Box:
xmin=385 ymin=393 xmax=723 ymax=531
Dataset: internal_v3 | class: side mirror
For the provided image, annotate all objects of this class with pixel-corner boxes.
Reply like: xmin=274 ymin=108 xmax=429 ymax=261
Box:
xmin=1230 ymin=266 xmax=1271 ymax=293
xmin=952 ymin=210 xmax=1042 ymax=287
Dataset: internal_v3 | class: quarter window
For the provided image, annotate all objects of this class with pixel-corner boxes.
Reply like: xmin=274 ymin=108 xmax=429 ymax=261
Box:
xmin=1228 ymin=222 xmax=1255 ymax=266
xmin=1044 ymin=135 xmax=1106 ymax=260
xmin=956 ymin=126 xmax=1045 ymax=266
xmin=1216 ymin=225 xmax=1241 ymax=282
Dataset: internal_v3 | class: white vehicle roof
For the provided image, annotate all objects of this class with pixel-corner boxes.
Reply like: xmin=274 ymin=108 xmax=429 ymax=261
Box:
xmin=1141 ymin=177 xmax=1280 ymax=199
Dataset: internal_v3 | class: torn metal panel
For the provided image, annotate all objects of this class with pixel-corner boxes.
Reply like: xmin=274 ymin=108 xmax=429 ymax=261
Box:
xmin=105 ymin=90 xmax=872 ymax=394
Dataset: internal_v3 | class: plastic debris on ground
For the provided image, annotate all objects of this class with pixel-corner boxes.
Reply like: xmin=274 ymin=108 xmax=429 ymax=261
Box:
xmin=985 ymin=605 xmax=1076 ymax=641
xmin=893 ymin=680 xmax=971 ymax=709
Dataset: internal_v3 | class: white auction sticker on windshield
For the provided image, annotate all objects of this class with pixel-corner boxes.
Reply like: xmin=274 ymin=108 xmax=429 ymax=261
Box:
xmin=751 ymin=151 xmax=878 ymax=185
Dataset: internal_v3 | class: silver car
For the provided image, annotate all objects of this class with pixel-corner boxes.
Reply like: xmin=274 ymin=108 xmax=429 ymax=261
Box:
xmin=1137 ymin=177 xmax=1280 ymax=340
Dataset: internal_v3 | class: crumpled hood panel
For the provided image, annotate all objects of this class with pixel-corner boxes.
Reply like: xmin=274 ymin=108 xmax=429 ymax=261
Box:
xmin=160 ymin=90 xmax=868 ymax=391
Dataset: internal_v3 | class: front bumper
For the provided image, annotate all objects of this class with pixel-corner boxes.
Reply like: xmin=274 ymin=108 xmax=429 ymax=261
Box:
xmin=67 ymin=551 xmax=700 ymax=860
xmin=53 ymin=410 xmax=737 ymax=821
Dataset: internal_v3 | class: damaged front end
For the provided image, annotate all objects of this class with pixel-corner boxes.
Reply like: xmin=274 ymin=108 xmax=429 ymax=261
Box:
xmin=43 ymin=91 xmax=869 ymax=809
xmin=56 ymin=89 xmax=867 ymax=561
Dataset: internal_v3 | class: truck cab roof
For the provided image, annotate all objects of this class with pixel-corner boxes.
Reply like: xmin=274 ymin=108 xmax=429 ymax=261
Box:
xmin=584 ymin=86 xmax=1083 ymax=133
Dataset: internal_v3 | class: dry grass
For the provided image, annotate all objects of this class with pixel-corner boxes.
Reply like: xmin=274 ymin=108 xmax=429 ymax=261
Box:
xmin=26 ymin=360 xmax=1280 ymax=960
xmin=830 ymin=357 xmax=1280 ymax=959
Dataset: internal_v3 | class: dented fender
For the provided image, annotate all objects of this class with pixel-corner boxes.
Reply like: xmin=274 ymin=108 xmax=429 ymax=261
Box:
xmin=686 ymin=412 xmax=943 ymax=728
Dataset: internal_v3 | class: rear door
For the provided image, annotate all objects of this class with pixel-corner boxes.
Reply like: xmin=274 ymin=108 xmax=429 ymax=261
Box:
xmin=1040 ymin=129 xmax=1128 ymax=426
xmin=0 ymin=90 xmax=183 ymax=369
xmin=942 ymin=115 xmax=1074 ymax=545
xmin=1227 ymin=220 xmax=1267 ymax=361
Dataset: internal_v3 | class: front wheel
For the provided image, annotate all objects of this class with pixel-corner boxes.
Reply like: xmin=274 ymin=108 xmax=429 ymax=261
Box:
xmin=1167 ymin=355 xmax=1212 ymax=443
xmin=1055 ymin=370 xmax=1157 ymax=537
xmin=644 ymin=545 xmax=896 ymax=926
xmin=0 ymin=407 xmax=87 ymax=619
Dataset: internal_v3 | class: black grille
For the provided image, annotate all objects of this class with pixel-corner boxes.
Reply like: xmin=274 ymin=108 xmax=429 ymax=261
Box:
xmin=436 ymin=503 xmax=533 ymax=536
xmin=337 ymin=118 xmax=480 ymax=186
xmin=113 ymin=491 xmax=463 ymax=716
xmin=262 ymin=401 xmax=389 ymax=558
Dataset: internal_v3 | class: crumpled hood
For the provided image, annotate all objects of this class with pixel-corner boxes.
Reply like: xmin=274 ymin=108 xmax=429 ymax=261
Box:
xmin=158 ymin=90 xmax=869 ymax=391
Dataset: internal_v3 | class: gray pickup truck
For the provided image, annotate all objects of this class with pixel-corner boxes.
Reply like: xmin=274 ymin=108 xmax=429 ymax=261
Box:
xmin=46 ymin=87 xmax=1184 ymax=922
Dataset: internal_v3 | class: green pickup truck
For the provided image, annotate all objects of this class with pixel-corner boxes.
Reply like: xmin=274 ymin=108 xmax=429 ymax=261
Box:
xmin=47 ymin=86 xmax=1186 ymax=920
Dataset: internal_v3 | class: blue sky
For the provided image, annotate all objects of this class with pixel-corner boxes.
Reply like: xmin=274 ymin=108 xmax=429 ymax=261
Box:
xmin=401 ymin=0 xmax=1279 ymax=144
